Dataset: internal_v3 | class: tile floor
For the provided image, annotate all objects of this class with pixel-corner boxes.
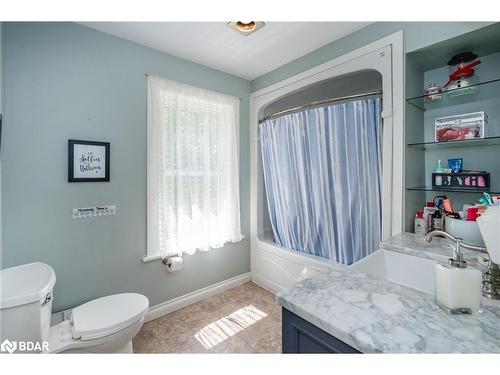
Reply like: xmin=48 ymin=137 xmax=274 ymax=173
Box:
xmin=133 ymin=282 xmax=282 ymax=353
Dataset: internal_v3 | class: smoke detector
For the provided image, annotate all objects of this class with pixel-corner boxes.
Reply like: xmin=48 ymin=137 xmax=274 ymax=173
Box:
xmin=227 ymin=21 xmax=265 ymax=36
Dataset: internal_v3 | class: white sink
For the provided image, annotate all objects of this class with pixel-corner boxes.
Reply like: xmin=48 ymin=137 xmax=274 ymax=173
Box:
xmin=350 ymin=250 xmax=436 ymax=295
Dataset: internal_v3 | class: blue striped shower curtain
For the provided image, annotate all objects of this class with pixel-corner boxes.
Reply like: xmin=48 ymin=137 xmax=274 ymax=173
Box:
xmin=259 ymin=98 xmax=382 ymax=265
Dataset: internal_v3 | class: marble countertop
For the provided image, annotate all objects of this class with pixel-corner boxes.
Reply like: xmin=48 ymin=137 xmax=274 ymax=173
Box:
xmin=380 ymin=232 xmax=482 ymax=267
xmin=275 ymin=232 xmax=500 ymax=353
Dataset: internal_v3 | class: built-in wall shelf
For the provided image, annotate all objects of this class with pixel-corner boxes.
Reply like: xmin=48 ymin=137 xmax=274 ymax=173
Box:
xmin=406 ymin=78 xmax=500 ymax=111
xmin=403 ymin=25 xmax=500 ymax=232
xmin=407 ymin=135 xmax=500 ymax=150
xmin=406 ymin=186 xmax=500 ymax=195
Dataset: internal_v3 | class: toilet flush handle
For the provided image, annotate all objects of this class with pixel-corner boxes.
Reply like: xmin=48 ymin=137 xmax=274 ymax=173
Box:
xmin=42 ymin=292 xmax=53 ymax=306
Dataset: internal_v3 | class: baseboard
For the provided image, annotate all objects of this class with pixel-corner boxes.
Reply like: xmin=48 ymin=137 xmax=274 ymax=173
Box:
xmin=251 ymin=272 xmax=282 ymax=294
xmin=144 ymin=272 xmax=252 ymax=323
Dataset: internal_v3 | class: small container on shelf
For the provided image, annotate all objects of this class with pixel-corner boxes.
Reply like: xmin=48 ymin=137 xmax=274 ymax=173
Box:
xmin=434 ymin=160 xmax=445 ymax=186
xmin=432 ymin=171 xmax=490 ymax=191
xmin=434 ymin=111 xmax=487 ymax=142
xmin=424 ymin=83 xmax=443 ymax=102
xmin=414 ymin=211 xmax=426 ymax=235
xmin=443 ymin=52 xmax=481 ymax=98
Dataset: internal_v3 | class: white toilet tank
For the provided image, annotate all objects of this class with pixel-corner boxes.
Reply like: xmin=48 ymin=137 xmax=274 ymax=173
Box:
xmin=0 ymin=262 xmax=56 ymax=352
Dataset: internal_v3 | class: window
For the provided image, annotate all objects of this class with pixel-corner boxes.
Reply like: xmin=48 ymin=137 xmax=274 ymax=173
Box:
xmin=147 ymin=76 xmax=242 ymax=258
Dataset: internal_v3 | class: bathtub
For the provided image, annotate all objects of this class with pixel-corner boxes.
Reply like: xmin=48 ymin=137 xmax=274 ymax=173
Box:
xmin=251 ymin=232 xmax=347 ymax=292
xmin=249 ymin=34 xmax=404 ymax=293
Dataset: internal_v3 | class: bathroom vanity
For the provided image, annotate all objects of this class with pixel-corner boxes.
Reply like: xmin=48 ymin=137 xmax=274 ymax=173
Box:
xmin=276 ymin=233 xmax=500 ymax=353
xmin=282 ymin=308 xmax=360 ymax=353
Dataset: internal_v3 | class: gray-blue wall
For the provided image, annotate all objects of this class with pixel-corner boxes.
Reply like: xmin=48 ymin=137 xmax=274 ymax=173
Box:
xmin=1 ymin=22 xmax=251 ymax=312
xmin=0 ymin=22 xmax=3 ymax=113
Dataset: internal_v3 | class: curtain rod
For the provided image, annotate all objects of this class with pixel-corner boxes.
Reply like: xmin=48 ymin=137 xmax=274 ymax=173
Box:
xmin=258 ymin=90 xmax=383 ymax=124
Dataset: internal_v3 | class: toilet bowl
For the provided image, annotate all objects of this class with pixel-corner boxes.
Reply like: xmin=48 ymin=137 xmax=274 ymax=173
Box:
xmin=49 ymin=293 xmax=149 ymax=353
xmin=0 ymin=262 xmax=149 ymax=354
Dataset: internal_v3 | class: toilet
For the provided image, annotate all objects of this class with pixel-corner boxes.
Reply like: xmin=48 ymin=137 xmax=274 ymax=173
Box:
xmin=0 ymin=262 xmax=149 ymax=353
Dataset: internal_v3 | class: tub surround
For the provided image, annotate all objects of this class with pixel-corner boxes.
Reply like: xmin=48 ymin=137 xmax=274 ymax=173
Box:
xmin=276 ymin=232 xmax=500 ymax=353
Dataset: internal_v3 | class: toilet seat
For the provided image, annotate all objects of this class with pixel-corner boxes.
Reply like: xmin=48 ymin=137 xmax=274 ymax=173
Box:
xmin=71 ymin=293 xmax=149 ymax=341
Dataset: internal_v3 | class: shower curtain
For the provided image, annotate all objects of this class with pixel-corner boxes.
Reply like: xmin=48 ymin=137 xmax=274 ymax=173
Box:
xmin=259 ymin=98 xmax=382 ymax=265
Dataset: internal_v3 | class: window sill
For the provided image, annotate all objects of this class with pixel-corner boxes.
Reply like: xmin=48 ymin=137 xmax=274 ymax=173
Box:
xmin=142 ymin=236 xmax=246 ymax=263
xmin=142 ymin=255 xmax=163 ymax=263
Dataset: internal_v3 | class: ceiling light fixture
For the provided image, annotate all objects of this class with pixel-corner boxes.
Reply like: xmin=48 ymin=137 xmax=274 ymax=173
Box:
xmin=227 ymin=21 xmax=265 ymax=36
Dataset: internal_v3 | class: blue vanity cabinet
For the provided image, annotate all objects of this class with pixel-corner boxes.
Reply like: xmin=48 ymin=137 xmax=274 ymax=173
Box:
xmin=282 ymin=308 xmax=361 ymax=353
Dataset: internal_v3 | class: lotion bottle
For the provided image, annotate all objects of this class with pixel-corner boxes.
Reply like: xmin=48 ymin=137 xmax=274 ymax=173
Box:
xmin=431 ymin=209 xmax=443 ymax=231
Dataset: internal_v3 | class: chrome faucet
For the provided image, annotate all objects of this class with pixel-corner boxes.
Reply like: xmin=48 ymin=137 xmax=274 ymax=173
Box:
xmin=425 ymin=230 xmax=500 ymax=299
xmin=425 ymin=230 xmax=486 ymax=268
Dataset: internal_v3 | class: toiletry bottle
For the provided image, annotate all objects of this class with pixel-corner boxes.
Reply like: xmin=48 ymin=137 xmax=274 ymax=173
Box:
xmin=435 ymin=248 xmax=482 ymax=313
xmin=431 ymin=209 xmax=443 ymax=231
xmin=493 ymin=196 xmax=500 ymax=206
xmin=468 ymin=207 xmax=479 ymax=221
xmin=435 ymin=160 xmax=444 ymax=186
xmin=424 ymin=202 xmax=437 ymax=234
xmin=414 ymin=211 xmax=426 ymax=236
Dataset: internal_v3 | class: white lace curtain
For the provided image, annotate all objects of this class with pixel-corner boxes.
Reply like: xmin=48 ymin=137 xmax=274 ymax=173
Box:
xmin=147 ymin=76 xmax=242 ymax=257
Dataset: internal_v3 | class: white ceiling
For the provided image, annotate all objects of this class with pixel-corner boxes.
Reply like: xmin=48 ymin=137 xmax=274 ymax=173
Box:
xmin=79 ymin=22 xmax=371 ymax=80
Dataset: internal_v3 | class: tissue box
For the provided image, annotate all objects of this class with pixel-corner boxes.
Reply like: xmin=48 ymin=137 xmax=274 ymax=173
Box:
xmin=435 ymin=111 xmax=487 ymax=142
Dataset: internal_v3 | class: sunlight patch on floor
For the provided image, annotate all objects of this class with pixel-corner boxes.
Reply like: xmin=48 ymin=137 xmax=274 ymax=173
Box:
xmin=194 ymin=304 xmax=268 ymax=349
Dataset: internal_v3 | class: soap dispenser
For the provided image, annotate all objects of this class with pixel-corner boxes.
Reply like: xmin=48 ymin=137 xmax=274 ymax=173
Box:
xmin=435 ymin=240 xmax=482 ymax=314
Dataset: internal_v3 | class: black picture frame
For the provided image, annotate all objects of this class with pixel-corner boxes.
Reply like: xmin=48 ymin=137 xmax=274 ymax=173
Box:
xmin=68 ymin=139 xmax=110 ymax=182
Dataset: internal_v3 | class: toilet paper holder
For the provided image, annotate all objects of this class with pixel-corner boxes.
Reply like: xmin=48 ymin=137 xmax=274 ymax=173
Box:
xmin=161 ymin=254 xmax=182 ymax=267
xmin=161 ymin=257 xmax=173 ymax=265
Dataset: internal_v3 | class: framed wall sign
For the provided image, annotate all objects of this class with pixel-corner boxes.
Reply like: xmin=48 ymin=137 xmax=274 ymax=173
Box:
xmin=68 ymin=139 xmax=110 ymax=182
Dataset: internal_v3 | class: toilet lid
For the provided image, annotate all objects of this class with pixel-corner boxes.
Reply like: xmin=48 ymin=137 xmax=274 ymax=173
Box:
xmin=71 ymin=293 xmax=149 ymax=341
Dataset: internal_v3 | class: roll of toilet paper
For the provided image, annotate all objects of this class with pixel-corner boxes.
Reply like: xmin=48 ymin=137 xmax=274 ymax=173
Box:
xmin=166 ymin=256 xmax=184 ymax=272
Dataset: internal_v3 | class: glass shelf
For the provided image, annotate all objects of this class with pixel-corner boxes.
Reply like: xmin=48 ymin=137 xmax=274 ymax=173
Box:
xmin=407 ymin=135 xmax=500 ymax=150
xmin=406 ymin=186 xmax=500 ymax=195
xmin=406 ymin=78 xmax=500 ymax=111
